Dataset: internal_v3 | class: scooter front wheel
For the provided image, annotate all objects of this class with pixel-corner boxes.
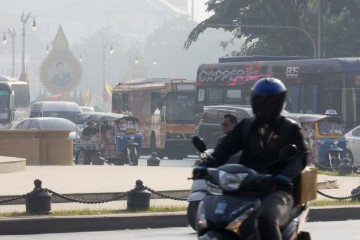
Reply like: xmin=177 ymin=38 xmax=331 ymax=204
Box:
xmin=187 ymin=201 xmax=200 ymax=231
xmin=199 ymin=230 xmax=238 ymax=240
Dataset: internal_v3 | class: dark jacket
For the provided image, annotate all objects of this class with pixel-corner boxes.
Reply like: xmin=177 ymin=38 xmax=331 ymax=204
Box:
xmin=211 ymin=116 xmax=308 ymax=181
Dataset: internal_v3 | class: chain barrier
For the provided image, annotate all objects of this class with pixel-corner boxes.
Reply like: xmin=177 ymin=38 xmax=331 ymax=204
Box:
xmin=0 ymin=194 xmax=27 ymax=204
xmin=317 ymin=189 xmax=360 ymax=200
xmin=0 ymin=185 xmax=188 ymax=205
xmin=44 ymin=188 xmax=129 ymax=204
xmin=142 ymin=185 xmax=188 ymax=201
xmin=2 ymin=183 xmax=359 ymax=205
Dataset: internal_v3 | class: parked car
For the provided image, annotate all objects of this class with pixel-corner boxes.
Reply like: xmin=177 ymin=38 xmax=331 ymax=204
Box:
xmin=196 ymin=105 xmax=252 ymax=149
xmin=80 ymin=106 xmax=94 ymax=113
xmin=345 ymin=125 xmax=360 ymax=168
xmin=11 ymin=117 xmax=81 ymax=140
xmin=196 ymin=105 xmax=290 ymax=149
xmin=29 ymin=101 xmax=82 ymax=123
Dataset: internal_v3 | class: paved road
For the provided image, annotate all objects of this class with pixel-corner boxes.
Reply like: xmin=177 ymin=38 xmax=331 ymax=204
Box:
xmin=1 ymin=221 xmax=360 ymax=240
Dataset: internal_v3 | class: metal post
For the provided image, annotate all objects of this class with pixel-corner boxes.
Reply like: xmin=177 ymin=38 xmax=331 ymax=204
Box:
xmin=21 ymin=12 xmax=29 ymax=77
xmin=8 ymin=28 xmax=16 ymax=77
xmin=191 ymin=0 xmax=194 ymax=22
xmin=20 ymin=12 xmax=36 ymax=80
xmin=317 ymin=0 xmax=322 ymax=59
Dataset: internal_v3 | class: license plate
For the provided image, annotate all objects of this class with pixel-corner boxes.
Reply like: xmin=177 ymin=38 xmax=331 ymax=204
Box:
xmin=214 ymin=202 xmax=227 ymax=214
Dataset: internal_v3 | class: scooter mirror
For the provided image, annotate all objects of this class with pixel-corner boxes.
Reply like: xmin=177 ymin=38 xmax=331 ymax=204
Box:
xmin=192 ymin=136 xmax=207 ymax=153
xmin=279 ymin=144 xmax=297 ymax=161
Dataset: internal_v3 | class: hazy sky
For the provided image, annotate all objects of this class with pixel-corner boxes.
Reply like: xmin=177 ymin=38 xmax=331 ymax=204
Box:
xmin=193 ymin=0 xmax=213 ymax=22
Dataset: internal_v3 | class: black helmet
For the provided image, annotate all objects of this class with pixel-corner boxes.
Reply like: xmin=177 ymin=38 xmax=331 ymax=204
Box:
xmin=251 ymin=77 xmax=287 ymax=124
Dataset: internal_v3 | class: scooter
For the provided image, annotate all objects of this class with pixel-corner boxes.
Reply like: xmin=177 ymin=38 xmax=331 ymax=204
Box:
xmin=191 ymin=136 xmax=312 ymax=240
xmin=187 ymin=149 xmax=221 ymax=230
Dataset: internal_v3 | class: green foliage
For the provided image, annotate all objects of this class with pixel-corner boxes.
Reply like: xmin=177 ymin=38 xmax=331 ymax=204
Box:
xmin=310 ymin=199 xmax=360 ymax=206
xmin=185 ymin=0 xmax=360 ymax=57
xmin=0 ymin=205 xmax=187 ymax=218
xmin=318 ymin=170 xmax=360 ymax=177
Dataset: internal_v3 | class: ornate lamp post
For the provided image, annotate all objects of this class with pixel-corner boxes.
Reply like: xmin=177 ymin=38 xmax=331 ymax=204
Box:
xmin=20 ymin=12 xmax=37 ymax=80
xmin=102 ymin=42 xmax=114 ymax=84
xmin=2 ymin=28 xmax=16 ymax=77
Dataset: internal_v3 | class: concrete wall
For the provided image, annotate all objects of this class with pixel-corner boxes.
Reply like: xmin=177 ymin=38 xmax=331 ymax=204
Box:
xmin=0 ymin=130 xmax=73 ymax=165
xmin=0 ymin=156 xmax=26 ymax=173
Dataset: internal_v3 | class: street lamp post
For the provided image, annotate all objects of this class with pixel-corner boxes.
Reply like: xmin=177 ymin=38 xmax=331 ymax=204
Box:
xmin=20 ymin=12 xmax=37 ymax=79
xmin=206 ymin=23 xmax=317 ymax=59
xmin=101 ymin=42 xmax=114 ymax=110
xmin=102 ymin=42 xmax=114 ymax=84
xmin=2 ymin=28 xmax=16 ymax=77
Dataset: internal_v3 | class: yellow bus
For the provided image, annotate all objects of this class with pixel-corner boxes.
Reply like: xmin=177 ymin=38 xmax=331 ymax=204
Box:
xmin=112 ymin=78 xmax=196 ymax=159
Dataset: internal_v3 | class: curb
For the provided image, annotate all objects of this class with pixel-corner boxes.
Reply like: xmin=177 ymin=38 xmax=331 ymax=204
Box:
xmin=0 ymin=212 xmax=188 ymax=235
xmin=1 ymin=207 xmax=360 ymax=235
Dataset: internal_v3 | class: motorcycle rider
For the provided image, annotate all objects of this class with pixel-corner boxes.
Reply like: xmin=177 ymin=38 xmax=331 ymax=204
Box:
xmin=207 ymin=77 xmax=309 ymax=240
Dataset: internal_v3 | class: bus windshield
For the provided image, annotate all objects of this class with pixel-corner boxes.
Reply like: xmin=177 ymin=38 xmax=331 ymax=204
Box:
xmin=11 ymin=84 xmax=30 ymax=108
xmin=166 ymin=92 xmax=195 ymax=123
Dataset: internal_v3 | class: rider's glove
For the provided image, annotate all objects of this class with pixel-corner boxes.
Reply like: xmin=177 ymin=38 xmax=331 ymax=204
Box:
xmin=272 ymin=175 xmax=293 ymax=191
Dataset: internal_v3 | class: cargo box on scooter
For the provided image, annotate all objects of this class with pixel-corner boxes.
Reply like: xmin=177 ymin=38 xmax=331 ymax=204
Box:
xmin=295 ymin=166 xmax=318 ymax=204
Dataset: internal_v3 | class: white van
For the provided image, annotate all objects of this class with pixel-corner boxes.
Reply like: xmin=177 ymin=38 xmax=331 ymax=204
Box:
xmin=30 ymin=101 xmax=81 ymax=122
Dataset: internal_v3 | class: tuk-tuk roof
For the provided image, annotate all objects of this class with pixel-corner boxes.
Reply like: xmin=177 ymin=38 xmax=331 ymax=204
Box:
xmin=75 ymin=112 xmax=139 ymax=122
xmin=286 ymin=113 xmax=343 ymax=123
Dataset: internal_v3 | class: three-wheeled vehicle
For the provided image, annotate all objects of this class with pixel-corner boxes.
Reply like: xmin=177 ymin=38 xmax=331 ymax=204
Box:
xmin=287 ymin=113 xmax=346 ymax=170
xmin=74 ymin=112 xmax=142 ymax=166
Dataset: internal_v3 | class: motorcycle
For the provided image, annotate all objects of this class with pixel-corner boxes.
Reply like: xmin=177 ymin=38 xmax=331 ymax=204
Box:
xmin=191 ymin=136 xmax=312 ymax=240
xmin=187 ymin=148 xmax=221 ymax=230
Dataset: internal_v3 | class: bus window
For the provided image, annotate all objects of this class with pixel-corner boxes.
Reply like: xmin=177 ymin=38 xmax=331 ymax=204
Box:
xmin=225 ymin=89 xmax=241 ymax=104
xmin=122 ymin=93 xmax=130 ymax=112
xmin=150 ymin=91 xmax=161 ymax=114
xmin=206 ymin=88 xmax=223 ymax=105
xmin=112 ymin=93 xmax=122 ymax=113
xmin=299 ymin=84 xmax=317 ymax=114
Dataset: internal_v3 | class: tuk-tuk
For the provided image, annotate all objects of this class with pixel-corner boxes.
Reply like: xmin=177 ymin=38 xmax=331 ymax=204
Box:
xmin=287 ymin=113 xmax=346 ymax=169
xmin=74 ymin=112 xmax=142 ymax=166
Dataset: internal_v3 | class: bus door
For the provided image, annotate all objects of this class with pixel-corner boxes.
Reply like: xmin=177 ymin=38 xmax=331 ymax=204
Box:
xmin=342 ymin=88 xmax=360 ymax=131
xmin=287 ymin=83 xmax=318 ymax=114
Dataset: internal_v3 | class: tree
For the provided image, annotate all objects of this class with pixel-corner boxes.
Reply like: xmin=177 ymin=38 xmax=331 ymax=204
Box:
xmin=185 ymin=0 xmax=314 ymax=56
xmin=185 ymin=0 xmax=360 ymax=58
xmin=322 ymin=0 xmax=360 ymax=57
